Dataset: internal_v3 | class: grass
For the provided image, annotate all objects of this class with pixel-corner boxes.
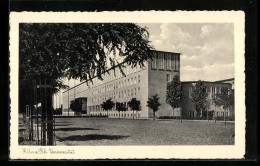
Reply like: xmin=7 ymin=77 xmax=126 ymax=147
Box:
xmin=50 ymin=118 xmax=235 ymax=146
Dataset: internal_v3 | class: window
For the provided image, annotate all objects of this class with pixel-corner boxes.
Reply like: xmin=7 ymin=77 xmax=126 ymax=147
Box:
xmin=162 ymin=53 xmax=165 ymax=70
xmin=166 ymin=54 xmax=171 ymax=70
xmin=172 ymin=55 xmax=176 ymax=70
xmin=151 ymin=52 xmax=157 ymax=69
xmin=157 ymin=53 xmax=164 ymax=69
xmin=176 ymin=55 xmax=179 ymax=71
xmin=166 ymin=74 xmax=171 ymax=82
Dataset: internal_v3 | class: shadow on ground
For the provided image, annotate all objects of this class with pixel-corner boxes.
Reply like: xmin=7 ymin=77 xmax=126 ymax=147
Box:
xmin=54 ymin=121 xmax=72 ymax=124
xmin=54 ymin=127 xmax=99 ymax=131
xmin=19 ymin=128 xmax=26 ymax=132
xmin=58 ymin=134 xmax=129 ymax=142
xmin=19 ymin=137 xmax=25 ymax=143
xmin=54 ymin=124 xmax=73 ymax=127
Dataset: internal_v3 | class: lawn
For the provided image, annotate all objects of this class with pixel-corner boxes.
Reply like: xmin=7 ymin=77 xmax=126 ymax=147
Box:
xmin=52 ymin=118 xmax=234 ymax=146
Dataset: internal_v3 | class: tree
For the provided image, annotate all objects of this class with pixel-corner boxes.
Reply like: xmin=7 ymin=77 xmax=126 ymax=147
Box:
xmin=70 ymin=98 xmax=83 ymax=115
xmin=101 ymin=98 xmax=115 ymax=116
xmin=19 ymin=23 xmax=153 ymax=145
xmin=128 ymin=98 xmax=141 ymax=119
xmin=147 ymin=94 xmax=161 ymax=121
xmin=166 ymin=75 xmax=182 ymax=121
xmin=191 ymin=81 xmax=209 ymax=119
xmin=115 ymin=102 xmax=127 ymax=118
xmin=214 ymin=87 xmax=234 ymax=125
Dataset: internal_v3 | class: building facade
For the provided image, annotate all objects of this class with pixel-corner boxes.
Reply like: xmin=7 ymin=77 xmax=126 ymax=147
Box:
xmin=215 ymin=78 xmax=234 ymax=89
xmin=63 ymin=51 xmax=181 ymax=118
xmin=181 ymin=81 xmax=234 ymax=120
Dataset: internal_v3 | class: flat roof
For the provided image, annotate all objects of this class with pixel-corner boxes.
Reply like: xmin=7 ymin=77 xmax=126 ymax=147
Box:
xmin=181 ymin=81 xmax=232 ymax=85
xmin=153 ymin=50 xmax=182 ymax=55
xmin=214 ymin=78 xmax=234 ymax=82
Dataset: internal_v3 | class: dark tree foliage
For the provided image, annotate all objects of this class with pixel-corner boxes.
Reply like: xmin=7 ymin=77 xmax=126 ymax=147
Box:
xmin=115 ymin=102 xmax=127 ymax=118
xmin=101 ymin=98 xmax=115 ymax=116
xmin=53 ymin=108 xmax=62 ymax=115
xmin=19 ymin=23 xmax=153 ymax=112
xmin=70 ymin=98 xmax=83 ymax=115
xmin=191 ymin=81 xmax=209 ymax=118
xmin=214 ymin=87 xmax=234 ymax=124
xmin=202 ymin=110 xmax=214 ymax=120
xmin=147 ymin=94 xmax=161 ymax=121
xmin=166 ymin=75 xmax=182 ymax=115
xmin=128 ymin=98 xmax=141 ymax=119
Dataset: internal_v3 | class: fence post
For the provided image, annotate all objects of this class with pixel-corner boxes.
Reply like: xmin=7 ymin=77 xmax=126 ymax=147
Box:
xmin=30 ymin=106 xmax=34 ymax=141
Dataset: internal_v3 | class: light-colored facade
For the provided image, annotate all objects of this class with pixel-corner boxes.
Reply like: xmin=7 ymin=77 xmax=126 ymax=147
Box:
xmin=63 ymin=51 xmax=181 ymax=118
xmin=181 ymin=81 xmax=234 ymax=120
xmin=215 ymin=78 xmax=234 ymax=89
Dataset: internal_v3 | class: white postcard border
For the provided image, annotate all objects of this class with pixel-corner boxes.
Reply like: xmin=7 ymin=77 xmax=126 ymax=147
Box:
xmin=9 ymin=11 xmax=245 ymax=159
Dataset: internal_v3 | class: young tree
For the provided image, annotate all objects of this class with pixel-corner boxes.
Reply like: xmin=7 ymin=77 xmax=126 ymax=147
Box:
xmin=166 ymin=75 xmax=182 ymax=121
xmin=147 ymin=94 xmax=161 ymax=121
xmin=101 ymin=98 xmax=115 ymax=116
xmin=128 ymin=98 xmax=141 ymax=120
xmin=70 ymin=98 xmax=83 ymax=116
xmin=191 ymin=81 xmax=209 ymax=119
xmin=214 ymin=87 xmax=234 ymax=125
xmin=115 ymin=102 xmax=127 ymax=118
xmin=19 ymin=23 xmax=153 ymax=145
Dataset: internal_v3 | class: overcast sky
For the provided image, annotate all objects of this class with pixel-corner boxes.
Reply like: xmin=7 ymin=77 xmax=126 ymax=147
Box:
xmin=139 ymin=23 xmax=234 ymax=82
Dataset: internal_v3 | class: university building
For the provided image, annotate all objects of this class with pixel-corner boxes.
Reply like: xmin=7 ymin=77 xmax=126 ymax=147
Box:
xmin=181 ymin=81 xmax=234 ymax=120
xmin=63 ymin=50 xmax=181 ymax=118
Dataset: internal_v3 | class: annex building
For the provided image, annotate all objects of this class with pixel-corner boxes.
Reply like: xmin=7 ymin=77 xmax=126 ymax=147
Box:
xmin=63 ymin=50 xmax=181 ymax=118
xmin=181 ymin=81 xmax=234 ymax=120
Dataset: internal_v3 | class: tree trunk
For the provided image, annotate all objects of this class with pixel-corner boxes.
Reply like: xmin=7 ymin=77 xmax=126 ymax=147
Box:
xmin=36 ymin=106 xmax=39 ymax=145
xmin=40 ymin=80 xmax=54 ymax=145
xmin=153 ymin=111 xmax=155 ymax=121
xmin=133 ymin=110 xmax=134 ymax=120
xmin=30 ymin=106 xmax=34 ymax=141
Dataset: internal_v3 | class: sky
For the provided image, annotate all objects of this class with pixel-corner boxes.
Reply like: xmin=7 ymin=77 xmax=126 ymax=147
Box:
xmin=138 ymin=23 xmax=234 ymax=82
xmin=56 ymin=23 xmax=234 ymax=108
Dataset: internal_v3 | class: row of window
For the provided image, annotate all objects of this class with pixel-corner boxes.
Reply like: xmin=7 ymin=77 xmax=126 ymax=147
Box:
xmin=64 ymin=74 xmax=141 ymax=101
xmin=63 ymin=63 xmax=145 ymax=97
xmin=151 ymin=52 xmax=179 ymax=71
xmin=188 ymin=86 xmax=231 ymax=99
xmin=91 ymin=113 xmax=141 ymax=118
xmin=91 ymin=75 xmax=141 ymax=95
xmin=188 ymin=111 xmax=229 ymax=117
xmin=90 ymin=87 xmax=141 ymax=103
xmin=76 ymin=64 xmax=144 ymax=92
xmin=88 ymin=101 xmax=137 ymax=112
